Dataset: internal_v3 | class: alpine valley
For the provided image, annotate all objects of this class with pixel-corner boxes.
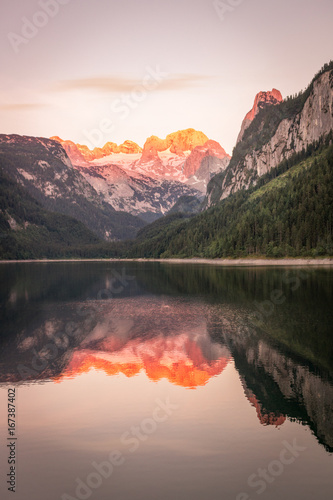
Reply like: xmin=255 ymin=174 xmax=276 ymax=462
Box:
xmin=0 ymin=61 xmax=332 ymax=260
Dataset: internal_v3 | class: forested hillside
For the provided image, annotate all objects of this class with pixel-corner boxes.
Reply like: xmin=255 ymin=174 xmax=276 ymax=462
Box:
xmin=126 ymin=136 xmax=333 ymax=259
xmin=1 ymin=136 xmax=332 ymax=260
xmin=0 ymin=135 xmax=146 ymax=240
xmin=0 ymin=168 xmax=101 ymax=259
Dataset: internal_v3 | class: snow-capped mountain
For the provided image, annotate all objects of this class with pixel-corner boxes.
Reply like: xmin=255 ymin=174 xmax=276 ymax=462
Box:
xmin=52 ymin=129 xmax=230 ymax=220
xmin=74 ymin=162 xmax=199 ymax=221
xmin=0 ymin=134 xmax=145 ymax=240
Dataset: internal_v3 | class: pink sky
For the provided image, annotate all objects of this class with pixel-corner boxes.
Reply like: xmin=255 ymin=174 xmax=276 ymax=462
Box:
xmin=0 ymin=0 xmax=332 ymax=153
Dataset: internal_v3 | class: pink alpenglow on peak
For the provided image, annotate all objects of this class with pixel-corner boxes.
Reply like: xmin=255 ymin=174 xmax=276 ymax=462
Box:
xmin=51 ymin=129 xmax=230 ymax=190
xmin=140 ymin=129 xmax=210 ymax=156
xmin=51 ymin=136 xmax=142 ymax=163
xmin=237 ymin=89 xmax=283 ymax=144
xmin=183 ymin=140 xmax=230 ymax=178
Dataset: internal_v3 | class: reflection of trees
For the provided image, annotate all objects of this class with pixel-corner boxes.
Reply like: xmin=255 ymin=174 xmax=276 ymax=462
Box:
xmin=0 ymin=262 xmax=332 ymax=452
xmin=207 ymin=314 xmax=333 ymax=453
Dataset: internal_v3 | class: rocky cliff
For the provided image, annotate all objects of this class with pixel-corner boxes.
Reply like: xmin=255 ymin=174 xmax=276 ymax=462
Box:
xmin=207 ymin=63 xmax=333 ymax=206
xmin=183 ymin=140 xmax=230 ymax=178
xmin=236 ymin=88 xmax=283 ymax=144
xmin=51 ymin=137 xmax=143 ymax=163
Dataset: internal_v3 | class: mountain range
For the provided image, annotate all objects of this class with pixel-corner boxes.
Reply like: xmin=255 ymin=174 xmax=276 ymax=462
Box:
xmin=51 ymin=128 xmax=231 ymax=220
xmin=0 ymin=134 xmax=145 ymax=241
xmin=0 ymin=60 xmax=332 ymax=259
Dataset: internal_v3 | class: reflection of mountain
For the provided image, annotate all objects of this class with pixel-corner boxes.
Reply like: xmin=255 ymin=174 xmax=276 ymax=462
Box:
xmin=208 ymin=315 xmax=333 ymax=452
xmin=241 ymin=382 xmax=286 ymax=427
xmin=239 ymin=338 xmax=333 ymax=451
xmin=56 ymin=333 xmax=229 ymax=388
xmin=55 ymin=298 xmax=230 ymax=388
xmin=0 ymin=263 xmax=332 ymax=452
xmin=0 ymin=297 xmax=230 ymax=389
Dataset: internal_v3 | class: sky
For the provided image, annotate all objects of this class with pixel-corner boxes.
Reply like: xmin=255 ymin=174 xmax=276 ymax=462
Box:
xmin=0 ymin=0 xmax=332 ymax=153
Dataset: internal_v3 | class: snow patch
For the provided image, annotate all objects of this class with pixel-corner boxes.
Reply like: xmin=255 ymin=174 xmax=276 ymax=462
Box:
xmin=17 ymin=169 xmax=35 ymax=181
xmin=38 ymin=160 xmax=50 ymax=169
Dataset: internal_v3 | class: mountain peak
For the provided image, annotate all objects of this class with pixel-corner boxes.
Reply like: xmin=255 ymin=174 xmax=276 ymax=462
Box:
xmin=183 ymin=140 xmax=230 ymax=178
xmin=51 ymin=137 xmax=142 ymax=162
xmin=237 ymin=89 xmax=283 ymax=144
xmin=166 ymin=128 xmax=209 ymax=154
xmin=142 ymin=128 xmax=210 ymax=156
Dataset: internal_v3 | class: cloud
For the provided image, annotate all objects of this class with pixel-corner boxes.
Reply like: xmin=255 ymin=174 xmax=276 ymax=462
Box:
xmin=0 ymin=103 xmax=46 ymax=111
xmin=54 ymin=74 xmax=213 ymax=93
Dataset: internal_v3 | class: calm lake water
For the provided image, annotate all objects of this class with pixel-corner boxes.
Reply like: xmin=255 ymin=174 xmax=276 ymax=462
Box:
xmin=0 ymin=262 xmax=332 ymax=500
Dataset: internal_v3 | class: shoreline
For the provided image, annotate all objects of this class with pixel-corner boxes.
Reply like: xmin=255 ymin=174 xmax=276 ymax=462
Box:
xmin=0 ymin=257 xmax=332 ymax=266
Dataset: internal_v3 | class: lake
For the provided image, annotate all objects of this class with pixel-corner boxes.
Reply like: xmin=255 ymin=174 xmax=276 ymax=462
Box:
xmin=0 ymin=262 xmax=332 ymax=500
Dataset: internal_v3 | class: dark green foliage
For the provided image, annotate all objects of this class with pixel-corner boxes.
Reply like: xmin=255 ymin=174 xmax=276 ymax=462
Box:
xmin=125 ymin=140 xmax=333 ymax=259
xmin=168 ymin=195 xmax=203 ymax=215
xmin=2 ymin=137 xmax=332 ymax=260
xmin=136 ymin=212 xmax=190 ymax=240
xmin=1 ymin=62 xmax=333 ymax=261
xmin=0 ymin=168 xmax=101 ymax=259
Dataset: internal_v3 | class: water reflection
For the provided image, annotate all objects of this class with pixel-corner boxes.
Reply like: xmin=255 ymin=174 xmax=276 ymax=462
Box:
xmin=0 ymin=262 xmax=332 ymax=455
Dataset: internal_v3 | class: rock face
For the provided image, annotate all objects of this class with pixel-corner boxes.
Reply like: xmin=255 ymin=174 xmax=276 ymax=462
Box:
xmin=50 ymin=136 xmax=89 ymax=165
xmin=165 ymin=128 xmax=209 ymax=153
xmin=53 ymin=129 xmax=230 ymax=217
xmin=136 ymin=128 xmax=211 ymax=179
xmin=236 ymin=89 xmax=283 ymax=144
xmin=0 ymin=134 xmax=145 ymax=240
xmin=183 ymin=140 xmax=230 ymax=177
xmin=75 ymin=162 xmax=200 ymax=222
xmin=207 ymin=66 xmax=333 ymax=206
xmin=51 ymin=137 xmax=142 ymax=163
xmin=92 ymin=140 xmax=142 ymax=159
xmin=245 ymin=72 xmax=332 ymax=176
xmin=54 ymin=128 xmax=208 ymax=165
xmin=53 ymin=129 xmax=220 ymax=181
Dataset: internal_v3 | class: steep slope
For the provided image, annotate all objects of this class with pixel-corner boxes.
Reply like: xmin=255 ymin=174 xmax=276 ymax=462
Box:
xmin=168 ymin=195 xmax=202 ymax=215
xmin=236 ymin=89 xmax=283 ymax=144
xmin=183 ymin=140 xmax=229 ymax=177
xmin=184 ymin=140 xmax=230 ymax=192
xmin=0 ymin=167 xmax=100 ymax=259
xmin=207 ymin=62 xmax=333 ymax=206
xmin=0 ymin=134 xmax=145 ymax=240
xmin=74 ymin=162 xmax=200 ymax=222
xmin=135 ymin=129 xmax=213 ymax=180
xmin=126 ymin=139 xmax=333 ymax=258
